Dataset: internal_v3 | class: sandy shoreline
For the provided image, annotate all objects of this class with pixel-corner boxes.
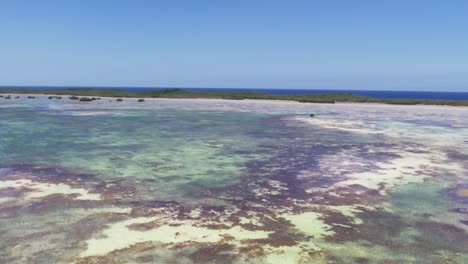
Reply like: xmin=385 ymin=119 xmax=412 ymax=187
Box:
xmin=2 ymin=93 xmax=468 ymax=110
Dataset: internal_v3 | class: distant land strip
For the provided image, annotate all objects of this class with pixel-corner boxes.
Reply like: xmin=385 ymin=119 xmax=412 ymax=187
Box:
xmin=1 ymin=88 xmax=467 ymax=106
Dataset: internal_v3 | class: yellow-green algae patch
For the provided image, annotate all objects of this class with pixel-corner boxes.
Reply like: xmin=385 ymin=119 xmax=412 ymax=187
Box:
xmin=80 ymin=214 xmax=272 ymax=258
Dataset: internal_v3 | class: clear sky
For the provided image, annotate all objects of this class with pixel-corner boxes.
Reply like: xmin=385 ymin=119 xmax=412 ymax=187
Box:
xmin=1 ymin=0 xmax=467 ymax=91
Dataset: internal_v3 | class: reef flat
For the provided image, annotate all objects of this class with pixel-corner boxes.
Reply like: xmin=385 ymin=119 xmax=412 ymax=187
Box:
xmin=0 ymin=96 xmax=467 ymax=263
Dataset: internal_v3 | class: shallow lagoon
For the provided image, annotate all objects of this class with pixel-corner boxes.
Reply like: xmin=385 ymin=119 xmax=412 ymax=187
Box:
xmin=0 ymin=96 xmax=467 ymax=263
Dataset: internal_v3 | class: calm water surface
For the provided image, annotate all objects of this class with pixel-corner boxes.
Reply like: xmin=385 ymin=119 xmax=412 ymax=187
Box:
xmin=0 ymin=96 xmax=467 ymax=263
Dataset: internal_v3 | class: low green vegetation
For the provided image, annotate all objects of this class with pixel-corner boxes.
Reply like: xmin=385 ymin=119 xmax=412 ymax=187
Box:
xmin=138 ymin=99 xmax=145 ymax=102
xmin=0 ymin=88 xmax=467 ymax=106
xmin=79 ymin=97 xmax=93 ymax=102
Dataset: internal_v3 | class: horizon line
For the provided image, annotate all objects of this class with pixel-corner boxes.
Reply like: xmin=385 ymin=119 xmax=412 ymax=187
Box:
xmin=1 ymin=85 xmax=467 ymax=93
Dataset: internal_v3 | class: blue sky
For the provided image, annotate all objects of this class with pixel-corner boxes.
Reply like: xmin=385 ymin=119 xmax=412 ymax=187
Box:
xmin=0 ymin=1 xmax=467 ymax=91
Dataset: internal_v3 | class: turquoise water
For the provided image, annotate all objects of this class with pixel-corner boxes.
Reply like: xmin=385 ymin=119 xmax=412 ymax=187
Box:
xmin=1 ymin=105 xmax=277 ymax=203
xmin=0 ymin=96 xmax=467 ymax=263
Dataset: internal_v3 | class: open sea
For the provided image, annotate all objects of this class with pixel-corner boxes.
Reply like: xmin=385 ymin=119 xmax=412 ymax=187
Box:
xmin=4 ymin=86 xmax=468 ymax=100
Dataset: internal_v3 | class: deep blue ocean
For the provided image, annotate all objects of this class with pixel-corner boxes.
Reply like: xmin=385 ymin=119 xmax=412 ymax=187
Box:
xmin=4 ymin=86 xmax=468 ymax=100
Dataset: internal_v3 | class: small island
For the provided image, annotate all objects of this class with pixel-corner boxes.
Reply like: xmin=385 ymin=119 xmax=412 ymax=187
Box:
xmin=1 ymin=88 xmax=467 ymax=106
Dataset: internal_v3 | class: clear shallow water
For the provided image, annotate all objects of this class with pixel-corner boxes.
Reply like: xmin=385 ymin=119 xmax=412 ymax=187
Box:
xmin=0 ymin=106 xmax=268 ymax=203
xmin=0 ymin=96 xmax=467 ymax=263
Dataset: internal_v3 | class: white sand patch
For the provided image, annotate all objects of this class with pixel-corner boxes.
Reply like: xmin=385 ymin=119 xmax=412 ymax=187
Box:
xmin=90 ymin=207 xmax=133 ymax=214
xmin=294 ymin=117 xmax=468 ymax=151
xmin=188 ymin=207 xmax=202 ymax=218
xmin=257 ymin=211 xmax=333 ymax=264
xmin=334 ymin=149 xmax=466 ymax=195
xmin=282 ymin=211 xmax=334 ymax=238
xmin=334 ymin=153 xmax=429 ymax=195
xmin=80 ymin=215 xmax=272 ymax=257
xmin=66 ymin=111 xmax=115 ymax=116
xmin=294 ymin=117 xmax=381 ymax=135
xmin=239 ymin=216 xmax=263 ymax=226
xmin=0 ymin=197 xmax=15 ymax=204
xmin=0 ymin=179 xmax=101 ymax=200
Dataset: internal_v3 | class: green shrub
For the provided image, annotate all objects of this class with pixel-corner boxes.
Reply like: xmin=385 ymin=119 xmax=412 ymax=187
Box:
xmin=138 ymin=99 xmax=145 ymax=102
